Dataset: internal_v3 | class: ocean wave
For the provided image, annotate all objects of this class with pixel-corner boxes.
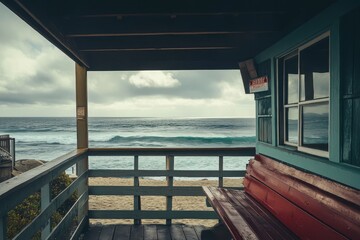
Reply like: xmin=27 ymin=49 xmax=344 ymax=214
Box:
xmin=17 ymin=141 xmax=65 ymax=146
xmin=103 ymin=135 xmax=256 ymax=145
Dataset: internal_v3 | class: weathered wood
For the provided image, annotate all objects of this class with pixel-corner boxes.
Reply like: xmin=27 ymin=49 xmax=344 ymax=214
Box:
xmin=218 ymin=156 xmax=223 ymax=187
xmin=113 ymin=225 xmax=131 ymax=240
xmin=0 ymin=149 xmax=87 ymax=214
xmin=130 ymin=225 xmax=144 ymax=240
xmin=83 ymin=226 xmax=102 ymax=240
xmin=0 ymin=215 xmax=6 ymax=240
xmin=88 ymin=147 xmax=256 ymax=156
xmin=76 ymin=63 xmax=88 ymax=149
xmin=182 ymin=225 xmax=199 ymax=240
xmin=133 ymin=156 xmax=141 ymax=225
xmin=193 ymin=225 xmax=207 ymax=239
xmin=166 ymin=155 xmax=174 ymax=225
xmin=89 ymin=169 xmax=245 ymax=178
xmin=41 ymin=183 xmax=51 ymax=240
xmin=88 ymin=210 xmax=217 ymax=219
xmin=89 ymin=185 xmax=228 ymax=196
xmin=99 ymin=225 xmax=115 ymax=240
xmin=143 ymin=225 xmax=157 ymax=240
xmin=169 ymin=225 xmax=186 ymax=240
xmin=157 ymin=225 xmax=171 ymax=240
xmin=47 ymin=192 xmax=85 ymax=240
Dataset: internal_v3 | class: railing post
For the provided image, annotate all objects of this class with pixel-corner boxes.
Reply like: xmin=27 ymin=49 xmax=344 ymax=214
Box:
xmin=0 ymin=215 xmax=6 ymax=240
xmin=134 ymin=156 xmax=141 ymax=225
xmin=166 ymin=155 xmax=174 ymax=225
xmin=219 ymin=156 xmax=224 ymax=187
xmin=76 ymin=63 xmax=89 ymax=228
xmin=41 ymin=183 xmax=51 ymax=240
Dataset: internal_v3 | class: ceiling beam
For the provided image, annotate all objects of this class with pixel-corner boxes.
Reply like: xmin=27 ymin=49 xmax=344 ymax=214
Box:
xmin=63 ymin=15 xmax=282 ymax=38
xmin=76 ymin=33 xmax=280 ymax=52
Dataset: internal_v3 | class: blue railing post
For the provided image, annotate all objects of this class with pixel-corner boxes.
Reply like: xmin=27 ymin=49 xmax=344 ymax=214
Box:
xmin=166 ymin=155 xmax=174 ymax=225
xmin=0 ymin=214 xmax=6 ymax=240
xmin=219 ymin=156 xmax=224 ymax=187
xmin=134 ymin=155 xmax=141 ymax=225
xmin=41 ymin=183 xmax=51 ymax=239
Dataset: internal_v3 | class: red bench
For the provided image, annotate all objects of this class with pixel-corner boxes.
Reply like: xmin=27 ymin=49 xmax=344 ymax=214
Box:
xmin=203 ymin=154 xmax=360 ymax=240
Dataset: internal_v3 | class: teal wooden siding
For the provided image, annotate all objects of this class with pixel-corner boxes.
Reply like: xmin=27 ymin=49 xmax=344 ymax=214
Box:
xmin=341 ymin=7 xmax=360 ymax=167
xmin=254 ymin=0 xmax=360 ymax=190
xmin=255 ymin=60 xmax=272 ymax=144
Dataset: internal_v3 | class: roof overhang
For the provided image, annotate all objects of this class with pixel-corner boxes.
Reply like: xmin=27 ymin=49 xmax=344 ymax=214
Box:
xmin=0 ymin=0 xmax=336 ymax=71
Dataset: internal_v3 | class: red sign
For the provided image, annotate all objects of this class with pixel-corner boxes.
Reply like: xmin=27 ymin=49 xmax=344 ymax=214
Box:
xmin=249 ymin=76 xmax=268 ymax=93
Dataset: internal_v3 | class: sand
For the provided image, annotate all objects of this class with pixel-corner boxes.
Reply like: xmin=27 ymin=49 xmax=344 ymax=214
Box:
xmin=89 ymin=177 xmax=243 ymax=227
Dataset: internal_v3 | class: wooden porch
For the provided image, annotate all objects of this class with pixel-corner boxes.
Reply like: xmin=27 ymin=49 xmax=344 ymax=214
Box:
xmin=0 ymin=147 xmax=254 ymax=239
xmin=82 ymin=224 xmax=208 ymax=240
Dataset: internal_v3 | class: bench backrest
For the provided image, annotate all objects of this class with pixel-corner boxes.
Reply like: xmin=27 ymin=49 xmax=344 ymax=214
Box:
xmin=243 ymin=154 xmax=360 ymax=240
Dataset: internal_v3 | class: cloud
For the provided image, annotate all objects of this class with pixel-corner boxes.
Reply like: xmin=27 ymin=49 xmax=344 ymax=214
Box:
xmin=0 ymin=3 xmax=255 ymax=117
xmin=129 ymin=71 xmax=180 ymax=88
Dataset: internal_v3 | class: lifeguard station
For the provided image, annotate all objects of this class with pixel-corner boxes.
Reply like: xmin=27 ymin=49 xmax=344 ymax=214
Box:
xmin=0 ymin=0 xmax=359 ymax=239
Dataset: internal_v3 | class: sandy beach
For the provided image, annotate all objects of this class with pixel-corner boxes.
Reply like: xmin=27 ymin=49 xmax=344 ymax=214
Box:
xmin=89 ymin=177 xmax=243 ymax=227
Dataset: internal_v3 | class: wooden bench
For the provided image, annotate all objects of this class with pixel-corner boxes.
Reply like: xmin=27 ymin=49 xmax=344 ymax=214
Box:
xmin=203 ymin=154 xmax=360 ymax=240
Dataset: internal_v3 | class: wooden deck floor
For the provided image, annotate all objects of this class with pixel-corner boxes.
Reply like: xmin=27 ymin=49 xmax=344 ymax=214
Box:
xmin=82 ymin=224 xmax=208 ymax=240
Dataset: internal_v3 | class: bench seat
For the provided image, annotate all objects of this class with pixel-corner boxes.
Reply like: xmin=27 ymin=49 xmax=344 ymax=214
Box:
xmin=203 ymin=186 xmax=298 ymax=240
xmin=203 ymin=154 xmax=360 ymax=240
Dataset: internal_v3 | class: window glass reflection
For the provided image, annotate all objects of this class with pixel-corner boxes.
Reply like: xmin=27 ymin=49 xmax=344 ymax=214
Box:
xmin=302 ymin=103 xmax=329 ymax=151
xmin=286 ymin=107 xmax=298 ymax=144
xmin=285 ymin=56 xmax=298 ymax=104
xmin=300 ymin=37 xmax=329 ymax=101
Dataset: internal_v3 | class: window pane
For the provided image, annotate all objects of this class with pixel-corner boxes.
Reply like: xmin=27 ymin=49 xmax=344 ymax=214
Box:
xmin=258 ymin=97 xmax=271 ymax=115
xmin=300 ymin=37 xmax=330 ymax=101
xmin=286 ymin=107 xmax=298 ymax=144
xmin=302 ymin=103 xmax=329 ymax=151
xmin=285 ymin=55 xmax=299 ymax=104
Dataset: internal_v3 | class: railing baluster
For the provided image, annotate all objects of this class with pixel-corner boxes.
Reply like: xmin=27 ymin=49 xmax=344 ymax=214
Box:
xmin=41 ymin=183 xmax=51 ymax=240
xmin=76 ymin=155 xmax=89 ymax=227
xmin=219 ymin=156 xmax=224 ymax=187
xmin=166 ymin=155 xmax=174 ymax=225
xmin=134 ymin=155 xmax=141 ymax=225
xmin=0 ymin=214 xmax=6 ymax=240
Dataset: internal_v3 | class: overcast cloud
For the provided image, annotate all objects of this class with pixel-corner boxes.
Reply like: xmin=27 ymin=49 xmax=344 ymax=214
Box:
xmin=0 ymin=4 xmax=255 ymax=118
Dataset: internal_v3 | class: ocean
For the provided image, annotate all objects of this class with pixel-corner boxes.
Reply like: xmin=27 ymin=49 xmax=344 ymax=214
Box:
xmin=0 ymin=117 xmax=256 ymax=174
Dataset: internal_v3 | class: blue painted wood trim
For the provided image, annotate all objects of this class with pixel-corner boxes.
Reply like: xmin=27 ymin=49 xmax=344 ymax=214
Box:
xmin=255 ymin=0 xmax=360 ymax=63
xmin=330 ymin=20 xmax=341 ymax=163
xmin=270 ymin=57 xmax=277 ymax=146
xmin=256 ymin=143 xmax=360 ymax=190
xmin=88 ymin=210 xmax=218 ymax=220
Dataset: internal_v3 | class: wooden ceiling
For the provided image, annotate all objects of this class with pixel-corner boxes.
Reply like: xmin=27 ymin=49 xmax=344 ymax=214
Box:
xmin=1 ymin=0 xmax=336 ymax=71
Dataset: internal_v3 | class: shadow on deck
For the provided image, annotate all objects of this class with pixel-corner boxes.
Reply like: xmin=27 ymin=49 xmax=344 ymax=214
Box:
xmin=82 ymin=224 xmax=208 ymax=240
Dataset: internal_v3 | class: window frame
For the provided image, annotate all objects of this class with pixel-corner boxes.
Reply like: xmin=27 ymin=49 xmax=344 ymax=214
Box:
xmin=278 ymin=32 xmax=330 ymax=158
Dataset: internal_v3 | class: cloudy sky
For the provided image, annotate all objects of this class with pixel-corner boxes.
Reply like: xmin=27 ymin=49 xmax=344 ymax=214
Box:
xmin=0 ymin=4 xmax=255 ymax=118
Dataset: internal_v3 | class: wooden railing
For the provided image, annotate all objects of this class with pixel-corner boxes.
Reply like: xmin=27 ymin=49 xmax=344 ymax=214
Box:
xmin=0 ymin=147 xmax=255 ymax=239
xmin=87 ymin=147 xmax=255 ymax=225
xmin=0 ymin=149 xmax=88 ymax=240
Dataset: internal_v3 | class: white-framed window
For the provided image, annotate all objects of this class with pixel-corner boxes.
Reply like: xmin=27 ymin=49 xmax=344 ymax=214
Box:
xmin=278 ymin=32 xmax=330 ymax=158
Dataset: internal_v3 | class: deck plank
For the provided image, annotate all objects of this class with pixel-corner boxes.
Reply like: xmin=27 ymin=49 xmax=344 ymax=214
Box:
xmin=144 ymin=225 xmax=158 ymax=240
xmin=169 ymin=225 xmax=186 ymax=240
xmin=157 ymin=225 xmax=171 ymax=240
xmin=182 ymin=225 xmax=199 ymax=240
xmin=99 ymin=225 xmax=115 ymax=240
xmin=113 ymin=225 xmax=131 ymax=240
xmin=130 ymin=225 xmax=144 ymax=240
xmin=193 ymin=226 xmax=207 ymax=239
xmin=83 ymin=226 xmax=102 ymax=240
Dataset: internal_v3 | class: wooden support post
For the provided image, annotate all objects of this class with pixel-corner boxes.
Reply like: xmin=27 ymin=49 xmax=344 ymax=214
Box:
xmin=76 ymin=63 xmax=89 ymax=228
xmin=41 ymin=183 xmax=51 ymax=240
xmin=219 ymin=156 xmax=224 ymax=187
xmin=166 ymin=155 xmax=174 ymax=225
xmin=0 ymin=215 xmax=6 ymax=240
xmin=134 ymin=156 xmax=141 ymax=225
